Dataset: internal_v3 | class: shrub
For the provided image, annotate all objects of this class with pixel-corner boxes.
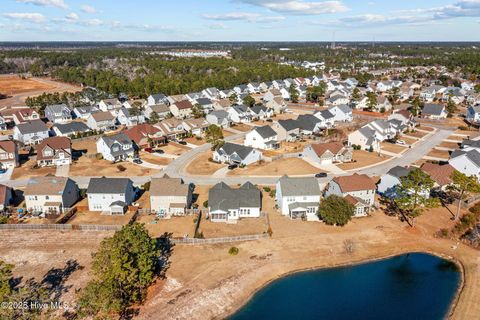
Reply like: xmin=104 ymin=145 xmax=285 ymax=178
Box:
xmin=228 ymin=247 xmax=239 ymax=255
xmin=269 ymin=189 xmax=276 ymax=198
xmin=95 ymin=153 xmax=103 ymax=160
xmin=117 ymin=164 xmax=126 ymax=172
xmin=203 ymin=200 xmax=208 ymax=208
xmin=263 ymin=186 xmax=271 ymax=193
xmin=458 ymin=125 xmax=468 ymax=131
xmin=142 ymin=181 xmax=151 ymax=191
xmin=267 ymin=227 xmax=273 ymax=237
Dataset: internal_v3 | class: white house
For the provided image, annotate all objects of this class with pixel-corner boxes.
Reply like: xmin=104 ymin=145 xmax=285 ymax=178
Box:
xmin=208 ymin=182 xmax=261 ymax=223
xmin=348 ymin=126 xmax=380 ymax=151
xmin=44 ymin=104 xmax=72 ymax=124
xmin=244 ymin=125 xmax=279 ymax=150
xmin=449 ymin=150 xmax=480 ymax=180
xmin=117 ymin=107 xmax=145 ymax=127
xmin=86 ymin=111 xmax=116 ymax=131
xmin=228 ymin=105 xmax=251 ymax=123
xmin=303 ymin=142 xmax=352 ymax=165
xmin=422 ymin=103 xmax=448 ymax=119
xmin=466 ymin=106 xmax=480 ymax=125
xmin=206 ymin=110 xmax=231 ymax=128
xmin=213 ymin=142 xmax=262 ymax=166
xmin=96 ymin=133 xmax=135 ymax=162
xmin=313 ymin=109 xmax=336 ymax=128
xmin=275 ymin=176 xmax=320 ymax=221
xmin=377 ymin=166 xmax=413 ymax=197
xmin=325 ymin=173 xmax=376 ymax=217
xmin=36 ymin=136 xmax=72 ymax=167
xmin=87 ymin=177 xmax=135 ymax=215
xmin=328 ymin=105 xmax=353 ymax=122
xmin=13 ymin=120 xmax=49 ymax=145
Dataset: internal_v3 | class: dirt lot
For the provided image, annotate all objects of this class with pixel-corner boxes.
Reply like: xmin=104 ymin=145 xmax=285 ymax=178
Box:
xmin=380 ymin=142 xmax=408 ymax=153
xmin=185 ymin=151 xmax=225 ymax=175
xmin=70 ymin=156 xmax=160 ymax=177
xmin=161 ymin=142 xmax=191 ymax=156
xmin=69 ymin=211 xmax=134 ymax=225
xmin=72 ymin=138 xmax=98 ymax=154
xmin=447 ymin=135 xmax=465 ymax=142
xmin=12 ymin=158 xmax=56 ymax=180
xmin=416 ymin=125 xmax=435 ymax=132
xmin=406 ymin=130 xmax=429 ymax=139
xmin=262 ymin=140 xmax=310 ymax=157
xmin=0 ymin=75 xmax=55 ymax=95
xmin=229 ymin=158 xmax=319 ymax=177
xmin=337 ymin=150 xmax=391 ymax=170
xmin=400 ymin=136 xmax=419 ymax=145
xmin=454 ymin=130 xmax=479 ymax=139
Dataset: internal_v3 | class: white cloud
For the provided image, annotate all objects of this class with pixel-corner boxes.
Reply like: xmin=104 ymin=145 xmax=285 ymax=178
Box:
xmin=64 ymin=12 xmax=79 ymax=22
xmin=16 ymin=0 xmax=68 ymax=9
xmin=240 ymin=0 xmax=348 ymax=15
xmin=3 ymin=12 xmax=46 ymax=23
xmin=203 ymin=12 xmax=285 ymax=23
xmin=81 ymin=5 xmax=97 ymax=14
xmin=83 ymin=18 xmax=103 ymax=26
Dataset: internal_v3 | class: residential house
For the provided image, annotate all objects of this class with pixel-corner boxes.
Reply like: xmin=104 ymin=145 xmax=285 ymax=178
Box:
xmin=466 ymin=106 xmax=480 ymax=125
xmin=150 ymin=175 xmax=193 ymax=217
xmin=213 ymin=142 xmax=262 ymax=166
xmin=348 ymin=126 xmax=380 ymax=151
xmin=327 ymin=95 xmax=349 ymax=106
xmin=376 ymin=80 xmax=402 ymax=92
xmin=44 ymin=104 xmax=72 ymax=124
xmin=272 ymin=119 xmax=300 ymax=142
xmin=420 ymin=162 xmax=455 ymax=190
xmin=377 ymin=166 xmax=413 ymax=198
xmin=266 ymin=97 xmax=287 ymax=113
xmin=13 ymin=108 xmax=40 ymax=125
xmin=98 ymin=99 xmax=122 ymax=112
xmin=202 ymin=87 xmax=221 ymax=100
xmin=194 ymin=98 xmax=215 ymax=114
xmin=182 ymin=118 xmax=209 ymax=137
xmin=0 ymin=141 xmax=18 ymax=169
xmin=144 ymin=104 xmax=170 ymax=120
xmin=36 ymin=136 xmax=72 ymax=167
xmin=460 ymin=139 xmax=480 ymax=152
xmin=233 ymin=85 xmax=249 ymax=95
xmin=86 ymin=111 xmax=116 ymax=131
xmin=276 ymin=176 xmax=321 ymax=221
xmin=303 ymin=142 xmax=352 ymax=165
xmin=117 ymin=107 xmax=145 ymax=127
xmin=263 ymin=89 xmax=282 ymax=102
xmin=313 ymin=109 xmax=336 ymax=128
xmin=208 ymin=182 xmax=261 ymax=223
xmin=249 ymin=105 xmax=273 ymax=120
xmin=212 ymin=99 xmax=232 ymax=110
xmin=466 ymin=93 xmax=480 ymax=106
xmin=73 ymin=105 xmax=100 ymax=119
xmin=25 ymin=176 xmax=79 ymax=214
xmin=0 ymin=184 xmax=12 ymax=211
xmin=279 ymin=87 xmax=290 ymax=100
xmin=96 ymin=133 xmax=135 ymax=162
xmin=124 ymin=123 xmax=166 ymax=148
xmin=52 ymin=122 xmax=90 ymax=137
xmin=206 ymin=110 xmax=231 ymax=128
xmin=244 ymin=125 xmax=279 ymax=150
xmin=228 ymin=105 xmax=251 ymax=123
xmin=388 ymin=110 xmax=414 ymax=128
xmin=0 ymin=115 xmax=7 ymax=131
xmin=155 ymin=118 xmax=187 ymax=140
xmin=87 ymin=177 xmax=135 ymax=215
xmin=325 ymin=174 xmax=376 ymax=217
xmin=13 ymin=120 xmax=49 ymax=145
xmin=296 ymin=115 xmax=323 ymax=135
xmin=442 ymin=87 xmax=465 ymax=105
xmin=169 ymin=100 xmax=193 ymax=119
xmin=422 ymin=103 xmax=448 ymax=119
xmin=420 ymin=85 xmax=445 ymax=102
xmin=167 ymin=94 xmax=188 ymax=105
xmin=328 ymin=105 xmax=353 ymax=122
xmin=376 ymin=96 xmax=393 ymax=112
xmin=449 ymin=149 xmax=480 ymax=180
xmin=147 ymin=93 xmax=169 ymax=106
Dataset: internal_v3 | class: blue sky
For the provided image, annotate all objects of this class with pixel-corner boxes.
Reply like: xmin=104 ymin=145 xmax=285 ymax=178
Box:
xmin=1 ymin=0 xmax=479 ymax=41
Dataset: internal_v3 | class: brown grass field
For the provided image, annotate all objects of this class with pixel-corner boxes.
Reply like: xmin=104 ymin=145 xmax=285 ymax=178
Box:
xmin=338 ymin=150 xmax=391 ymax=170
xmin=0 ymin=75 xmax=55 ymax=95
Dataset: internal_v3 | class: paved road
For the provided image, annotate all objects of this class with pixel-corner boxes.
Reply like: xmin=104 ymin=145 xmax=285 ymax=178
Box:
xmin=2 ymin=128 xmax=453 ymax=188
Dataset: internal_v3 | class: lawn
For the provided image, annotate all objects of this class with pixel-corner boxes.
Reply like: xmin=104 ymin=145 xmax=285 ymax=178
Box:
xmin=161 ymin=142 xmax=191 ymax=156
xmin=185 ymin=151 xmax=225 ymax=175
xmin=228 ymin=158 xmax=320 ymax=176
xmin=11 ymin=158 xmax=56 ymax=180
xmin=380 ymin=142 xmax=408 ymax=153
xmin=337 ymin=150 xmax=391 ymax=170
xmin=426 ymin=149 xmax=450 ymax=159
xmin=230 ymin=123 xmax=254 ymax=132
xmin=138 ymin=152 xmax=172 ymax=166
xmin=184 ymin=136 xmax=206 ymax=146
xmin=406 ymin=130 xmax=429 ymax=139
xmin=70 ymin=156 xmax=160 ymax=177
xmin=438 ymin=141 xmax=460 ymax=149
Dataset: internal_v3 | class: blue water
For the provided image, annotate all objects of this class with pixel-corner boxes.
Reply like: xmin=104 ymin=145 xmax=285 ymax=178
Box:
xmin=230 ymin=253 xmax=460 ymax=320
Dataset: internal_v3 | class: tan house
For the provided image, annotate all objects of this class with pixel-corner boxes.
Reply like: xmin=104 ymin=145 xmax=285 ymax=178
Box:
xmin=0 ymin=141 xmax=18 ymax=169
xmin=24 ymin=176 xmax=79 ymax=214
xmin=303 ymin=142 xmax=352 ymax=165
xmin=169 ymin=100 xmax=193 ymax=119
xmin=36 ymin=137 xmax=72 ymax=167
xmin=150 ymin=175 xmax=193 ymax=217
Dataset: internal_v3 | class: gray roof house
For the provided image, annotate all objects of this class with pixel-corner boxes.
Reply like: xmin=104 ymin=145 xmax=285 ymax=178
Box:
xmin=73 ymin=105 xmax=100 ymax=119
xmin=87 ymin=177 xmax=135 ymax=215
xmin=422 ymin=103 xmax=447 ymax=119
xmin=377 ymin=166 xmax=414 ymax=198
xmin=213 ymin=142 xmax=262 ymax=166
xmin=52 ymin=122 xmax=90 ymax=137
xmin=275 ymin=176 xmax=321 ymax=221
xmin=13 ymin=120 xmax=50 ymax=145
xmin=206 ymin=110 xmax=231 ymax=128
xmin=208 ymin=182 xmax=261 ymax=223
xmin=96 ymin=133 xmax=135 ymax=162
xmin=45 ymin=104 xmax=72 ymax=124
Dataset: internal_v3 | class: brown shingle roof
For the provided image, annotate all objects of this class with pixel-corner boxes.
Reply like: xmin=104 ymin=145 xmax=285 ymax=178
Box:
xmin=92 ymin=111 xmax=115 ymax=121
xmin=310 ymin=142 xmax=344 ymax=157
xmin=36 ymin=137 xmax=71 ymax=161
xmin=24 ymin=176 xmax=69 ymax=196
xmin=124 ymin=124 xmax=161 ymax=145
xmin=174 ymin=100 xmax=193 ymax=110
xmin=150 ymin=175 xmax=189 ymax=197
xmin=0 ymin=140 xmax=16 ymax=154
xmin=332 ymin=173 xmax=376 ymax=192
xmin=420 ymin=163 xmax=455 ymax=187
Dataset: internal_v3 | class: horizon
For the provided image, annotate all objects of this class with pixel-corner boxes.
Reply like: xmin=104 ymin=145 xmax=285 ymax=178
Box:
xmin=1 ymin=0 xmax=480 ymax=42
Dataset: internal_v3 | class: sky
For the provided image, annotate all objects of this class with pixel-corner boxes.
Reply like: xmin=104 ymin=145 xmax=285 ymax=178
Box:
xmin=0 ymin=0 xmax=480 ymax=41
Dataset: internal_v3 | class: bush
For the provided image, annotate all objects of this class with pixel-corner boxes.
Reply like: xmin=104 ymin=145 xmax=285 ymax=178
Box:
xmin=267 ymin=227 xmax=273 ymax=237
xmin=203 ymin=200 xmax=208 ymax=208
xmin=95 ymin=153 xmax=103 ymax=160
xmin=117 ymin=164 xmax=126 ymax=172
xmin=228 ymin=247 xmax=239 ymax=255
xmin=263 ymin=186 xmax=271 ymax=193
xmin=458 ymin=125 xmax=468 ymax=131
xmin=269 ymin=189 xmax=276 ymax=198
xmin=142 ymin=181 xmax=151 ymax=191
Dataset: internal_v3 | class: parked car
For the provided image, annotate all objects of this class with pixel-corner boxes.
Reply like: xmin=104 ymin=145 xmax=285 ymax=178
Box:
xmin=154 ymin=149 xmax=164 ymax=154
xmin=178 ymin=141 xmax=187 ymax=145
xmin=315 ymin=172 xmax=328 ymax=178
xmin=0 ymin=169 xmax=6 ymax=174
xmin=227 ymin=164 xmax=238 ymax=170
xmin=133 ymin=158 xmax=143 ymax=164
xmin=266 ymin=119 xmax=273 ymax=122
xmin=144 ymin=148 xmax=154 ymax=153
xmin=396 ymin=140 xmax=406 ymax=145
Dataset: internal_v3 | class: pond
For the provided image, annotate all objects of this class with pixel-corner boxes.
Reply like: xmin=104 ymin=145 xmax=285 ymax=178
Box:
xmin=230 ymin=253 xmax=460 ymax=320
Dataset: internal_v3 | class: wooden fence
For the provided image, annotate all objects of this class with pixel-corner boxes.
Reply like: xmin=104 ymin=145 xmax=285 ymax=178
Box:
xmin=172 ymin=233 xmax=269 ymax=245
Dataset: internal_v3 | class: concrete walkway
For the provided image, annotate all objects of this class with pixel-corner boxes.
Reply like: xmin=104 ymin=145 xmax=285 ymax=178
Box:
xmin=55 ymin=164 xmax=70 ymax=177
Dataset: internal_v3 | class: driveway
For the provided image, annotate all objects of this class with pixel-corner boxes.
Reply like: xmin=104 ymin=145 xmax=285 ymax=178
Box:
xmin=0 ymin=167 xmax=14 ymax=182
xmin=55 ymin=164 xmax=70 ymax=177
